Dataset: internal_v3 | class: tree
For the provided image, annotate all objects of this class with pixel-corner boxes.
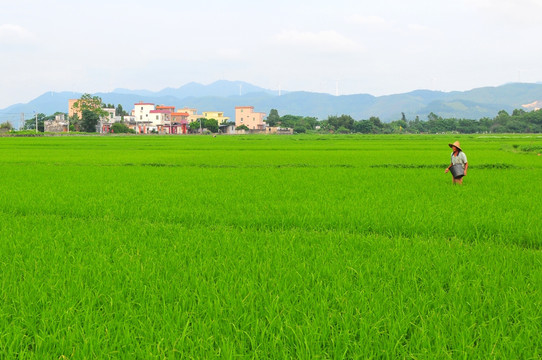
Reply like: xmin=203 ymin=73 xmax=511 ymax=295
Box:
xmin=203 ymin=118 xmax=219 ymax=133
xmin=326 ymin=115 xmax=355 ymax=131
xmin=188 ymin=121 xmax=201 ymax=133
xmin=81 ymin=109 xmax=100 ymax=132
xmin=456 ymin=119 xmax=479 ymax=134
xmin=236 ymin=124 xmax=249 ymax=131
xmin=389 ymin=119 xmax=408 ymax=133
xmin=70 ymin=114 xmax=81 ymax=131
xmin=354 ymin=120 xmax=374 ymax=134
xmin=115 ymin=104 xmax=128 ymax=119
xmin=369 ymin=117 xmax=383 ymax=133
xmin=336 ymin=126 xmax=350 ymax=134
xmin=24 ymin=113 xmax=48 ymax=132
xmin=73 ymin=94 xmax=108 ymax=123
xmin=267 ymin=109 xmax=280 ymax=127
xmin=280 ymin=115 xmax=303 ymax=128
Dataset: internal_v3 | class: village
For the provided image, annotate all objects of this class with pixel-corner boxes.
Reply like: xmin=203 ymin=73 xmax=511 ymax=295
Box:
xmin=42 ymin=100 xmax=294 ymax=135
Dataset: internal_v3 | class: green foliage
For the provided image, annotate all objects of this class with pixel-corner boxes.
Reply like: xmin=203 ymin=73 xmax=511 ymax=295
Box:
xmin=278 ymin=114 xmax=317 ymax=131
xmin=267 ymin=109 xmax=280 ymax=126
xmin=73 ymin=93 xmax=108 ymax=120
xmin=349 ymin=109 xmax=542 ymax=134
xmin=336 ymin=126 xmax=350 ymax=134
xmin=115 ymin=104 xmax=128 ymax=117
xmin=0 ymin=135 xmax=540 ymax=358
xmin=81 ymin=109 xmax=100 ymax=133
xmin=24 ymin=112 xmax=68 ymax=133
xmin=110 ymin=122 xmax=135 ymax=134
xmin=236 ymin=124 xmax=249 ymax=131
xmin=202 ymin=118 xmax=219 ymax=133
xmin=293 ymin=126 xmax=306 ymax=133
xmin=189 ymin=121 xmax=201 ymax=133
xmin=327 ymin=114 xmax=355 ymax=131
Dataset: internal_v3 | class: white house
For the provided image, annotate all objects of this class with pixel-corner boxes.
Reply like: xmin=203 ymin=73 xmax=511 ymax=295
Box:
xmin=133 ymin=102 xmax=156 ymax=123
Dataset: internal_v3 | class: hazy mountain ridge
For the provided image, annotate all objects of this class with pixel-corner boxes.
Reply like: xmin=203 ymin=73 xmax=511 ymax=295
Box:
xmin=2 ymin=81 xmax=542 ymax=123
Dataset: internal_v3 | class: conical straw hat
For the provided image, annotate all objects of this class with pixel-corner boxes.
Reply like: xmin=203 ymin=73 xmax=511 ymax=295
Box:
xmin=448 ymin=141 xmax=462 ymax=151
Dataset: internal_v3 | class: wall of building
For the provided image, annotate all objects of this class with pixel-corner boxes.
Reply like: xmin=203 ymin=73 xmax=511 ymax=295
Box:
xmin=203 ymin=111 xmax=230 ymax=124
xmin=133 ymin=102 xmax=156 ymax=123
xmin=235 ymin=106 xmax=266 ymax=129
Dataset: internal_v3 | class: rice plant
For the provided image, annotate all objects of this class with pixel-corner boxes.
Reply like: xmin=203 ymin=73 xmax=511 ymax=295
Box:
xmin=0 ymin=134 xmax=540 ymax=358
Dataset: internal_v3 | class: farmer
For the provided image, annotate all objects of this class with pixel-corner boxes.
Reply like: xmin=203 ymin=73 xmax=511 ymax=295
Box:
xmin=445 ymin=141 xmax=468 ymax=185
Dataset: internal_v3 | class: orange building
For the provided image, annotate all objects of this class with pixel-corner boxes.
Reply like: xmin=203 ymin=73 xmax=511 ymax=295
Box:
xmin=235 ymin=106 xmax=266 ymax=130
xmin=68 ymin=99 xmax=81 ymax=118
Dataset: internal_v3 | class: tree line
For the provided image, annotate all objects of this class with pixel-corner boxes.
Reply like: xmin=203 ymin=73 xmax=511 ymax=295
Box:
xmin=268 ymin=108 xmax=542 ymax=134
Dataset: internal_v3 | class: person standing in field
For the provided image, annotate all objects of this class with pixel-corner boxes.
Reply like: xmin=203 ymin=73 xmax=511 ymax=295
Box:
xmin=445 ymin=141 xmax=468 ymax=185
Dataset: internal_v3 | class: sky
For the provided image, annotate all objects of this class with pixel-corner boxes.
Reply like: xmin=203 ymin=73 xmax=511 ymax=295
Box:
xmin=1 ymin=0 xmax=542 ymax=108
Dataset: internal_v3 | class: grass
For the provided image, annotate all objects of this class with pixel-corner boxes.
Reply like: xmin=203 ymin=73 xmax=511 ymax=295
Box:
xmin=0 ymin=134 xmax=541 ymax=358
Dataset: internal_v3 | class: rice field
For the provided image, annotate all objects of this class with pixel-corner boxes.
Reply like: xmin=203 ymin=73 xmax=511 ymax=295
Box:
xmin=0 ymin=134 xmax=541 ymax=359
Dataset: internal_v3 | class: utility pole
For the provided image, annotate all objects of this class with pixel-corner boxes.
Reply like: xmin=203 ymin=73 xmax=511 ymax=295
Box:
xmin=35 ymin=112 xmax=37 ymax=133
xmin=20 ymin=113 xmax=24 ymax=131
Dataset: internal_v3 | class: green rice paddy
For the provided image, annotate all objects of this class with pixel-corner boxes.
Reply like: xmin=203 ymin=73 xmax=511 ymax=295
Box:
xmin=0 ymin=134 xmax=541 ymax=358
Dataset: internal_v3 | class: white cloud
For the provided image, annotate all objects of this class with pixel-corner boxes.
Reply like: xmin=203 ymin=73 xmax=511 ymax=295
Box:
xmin=407 ymin=23 xmax=431 ymax=32
xmin=0 ymin=24 xmax=35 ymax=44
xmin=346 ymin=14 xmax=391 ymax=27
xmin=272 ymin=30 xmax=363 ymax=54
xmin=462 ymin=0 xmax=542 ymax=24
xmin=215 ymin=48 xmax=243 ymax=61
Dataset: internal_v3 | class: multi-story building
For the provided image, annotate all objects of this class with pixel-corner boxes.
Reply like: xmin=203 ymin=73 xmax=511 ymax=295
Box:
xmin=68 ymin=98 xmax=110 ymax=120
xmin=202 ymin=111 xmax=230 ymax=124
xmin=156 ymin=105 xmax=175 ymax=114
xmin=149 ymin=109 xmax=171 ymax=125
xmin=68 ymin=99 xmax=80 ymax=118
xmin=133 ymin=102 xmax=156 ymax=123
xmin=235 ymin=106 xmax=266 ymax=130
xmin=103 ymin=108 xmax=115 ymax=122
xmin=176 ymin=107 xmax=200 ymax=123
xmin=171 ymin=111 xmax=189 ymax=123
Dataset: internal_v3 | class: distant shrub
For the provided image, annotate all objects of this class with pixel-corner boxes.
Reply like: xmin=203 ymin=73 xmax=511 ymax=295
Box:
xmin=293 ymin=126 xmax=307 ymax=134
xmin=0 ymin=121 xmax=13 ymax=130
xmin=337 ymin=126 xmax=350 ymax=134
xmin=110 ymin=123 xmax=135 ymax=134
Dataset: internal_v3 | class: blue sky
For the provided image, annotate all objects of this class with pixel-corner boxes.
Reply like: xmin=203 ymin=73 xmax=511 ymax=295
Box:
xmin=1 ymin=0 xmax=541 ymax=108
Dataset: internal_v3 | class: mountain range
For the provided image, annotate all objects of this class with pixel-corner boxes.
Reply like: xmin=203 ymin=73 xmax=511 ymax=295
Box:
xmin=2 ymin=80 xmax=542 ymax=123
